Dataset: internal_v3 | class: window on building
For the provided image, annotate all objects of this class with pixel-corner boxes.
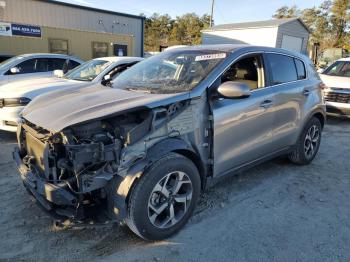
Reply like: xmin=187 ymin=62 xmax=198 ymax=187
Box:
xmin=113 ymin=44 xmax=128 ymax=56
xmin=267 ymin=54 xmax=298 ymax=85
xmin=92 ymin=42 xmax=109 ymax=58
xmin=294 ymin=58 xmax=306 ymax=80
xmin=49 ymin=39 xmax=69 ymax=54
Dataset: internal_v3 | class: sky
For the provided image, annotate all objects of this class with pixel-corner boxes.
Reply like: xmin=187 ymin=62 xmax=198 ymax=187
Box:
xmin=58 ymin=0 xmax=325 ymax=25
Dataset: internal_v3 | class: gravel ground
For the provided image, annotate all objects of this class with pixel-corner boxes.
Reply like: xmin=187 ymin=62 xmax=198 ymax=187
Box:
xmin=0 ymin=117 xmax=349 ymax=262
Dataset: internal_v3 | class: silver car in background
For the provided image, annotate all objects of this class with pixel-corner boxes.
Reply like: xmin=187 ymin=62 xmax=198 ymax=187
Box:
xmin=0 ymin=53 xmax=83 ymax=86
xmin=13 ymin=45 xmax=326 ymax=240
xmin=0 ymin=56 xmax=143 ymax=132
xmin=320 ymin=58 xmax=350 ymax=117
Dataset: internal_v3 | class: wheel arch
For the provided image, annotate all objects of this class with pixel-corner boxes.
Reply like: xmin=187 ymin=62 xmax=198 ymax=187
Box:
xmin=109 ymin=138 xmax=206 ymax=221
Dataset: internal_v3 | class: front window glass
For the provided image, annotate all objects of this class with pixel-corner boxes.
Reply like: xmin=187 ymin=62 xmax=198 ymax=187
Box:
xmin=323 ymin=61 xmax=350 ymax=77
xmin=64 ymin=59 xmax=110 ymax=81
xmin=112 ymin=50 xmax=228 ymax=94
xmin=221 ymin=56 xmax=263 ymax=90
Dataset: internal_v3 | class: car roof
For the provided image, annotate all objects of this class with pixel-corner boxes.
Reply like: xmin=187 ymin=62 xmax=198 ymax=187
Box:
xmin=17 ymin=53 xmax=83 ymax=61
xmin=92 ymin=56 xmax=143 ymax=63
xmin=166 ymin=44 xmax=309 ymax=61
xmin=337 ymin=57 xmax=350 ymax=62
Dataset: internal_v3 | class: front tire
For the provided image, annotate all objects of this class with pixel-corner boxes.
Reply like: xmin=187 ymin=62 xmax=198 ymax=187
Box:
xmin=125 ymin=153 xmax=201 ymax=240
xmin=288 ymin=117 xmax=322 ymax=165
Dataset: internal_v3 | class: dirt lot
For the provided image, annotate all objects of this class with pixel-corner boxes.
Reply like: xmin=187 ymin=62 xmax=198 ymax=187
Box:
xmin=0 ymin=117 xmax=350 ymax=262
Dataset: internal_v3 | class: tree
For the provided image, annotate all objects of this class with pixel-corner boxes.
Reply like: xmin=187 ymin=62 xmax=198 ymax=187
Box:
xmin=330 ymin=0 xmax=350 ymax=46
xmin=144 ymin=13 xmax=211 ymax=51
xmin=273 ymin=5 xmax=300 ymax=19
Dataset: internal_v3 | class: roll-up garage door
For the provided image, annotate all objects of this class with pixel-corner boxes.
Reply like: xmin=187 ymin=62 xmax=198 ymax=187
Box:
xmin=281 ymin=35 xmax=303 ymax=52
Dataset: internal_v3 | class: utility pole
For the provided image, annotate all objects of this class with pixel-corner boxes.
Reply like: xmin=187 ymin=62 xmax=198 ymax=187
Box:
xmin=210 ymin=0 xmax=215 ymax=27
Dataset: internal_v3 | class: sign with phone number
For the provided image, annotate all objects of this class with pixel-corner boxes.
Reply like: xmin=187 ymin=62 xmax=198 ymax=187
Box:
xmin=11 ymin=23 xmax=41 ymax=37
xmin=0 ymin=21 xmax=41 ymax=38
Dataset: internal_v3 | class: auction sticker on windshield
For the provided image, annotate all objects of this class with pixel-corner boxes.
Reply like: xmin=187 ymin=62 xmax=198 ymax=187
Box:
xmin=195 ymin=53 xmax=226 ymax=61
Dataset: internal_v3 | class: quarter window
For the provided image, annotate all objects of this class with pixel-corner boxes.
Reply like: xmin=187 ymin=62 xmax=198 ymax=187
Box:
xmin=294 ymin=58 xmax=306 ymax=80
xmin=68 ymin=60 xmax=81 ymax=70
xmin=267 ymin=54 xmax=298 ymax=85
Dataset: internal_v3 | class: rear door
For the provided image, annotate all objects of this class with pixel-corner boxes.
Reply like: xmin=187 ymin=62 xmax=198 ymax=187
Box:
xmin=265 ymin=53 xmax=309 ymax=148
xmin=211 ymin=53 xmax=276 ymax=176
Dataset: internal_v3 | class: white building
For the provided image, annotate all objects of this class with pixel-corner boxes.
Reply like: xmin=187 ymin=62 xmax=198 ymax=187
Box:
xmin=202 ymin=18 xmax=310 ymax=54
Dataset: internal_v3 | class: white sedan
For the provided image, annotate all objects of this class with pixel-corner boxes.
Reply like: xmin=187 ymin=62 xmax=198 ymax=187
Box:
xmin=0 ymin=56 xmax=143 ymax=132
xmin=0 ymin=53 xmax=83 ymax=86
xmin=320 ymin=58 xmax=350 ymax=118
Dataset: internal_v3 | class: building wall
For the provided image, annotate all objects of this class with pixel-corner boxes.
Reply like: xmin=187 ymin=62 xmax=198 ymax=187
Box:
xmin=276 ymin=20 xmax=309 ymax=54
xmin=0 ymin=26 xmax=134 ymax=60
xmin=202 ymin=27 xmax=279 ymax=47
xmin=0 ymin=0 xmax=143 ymax=56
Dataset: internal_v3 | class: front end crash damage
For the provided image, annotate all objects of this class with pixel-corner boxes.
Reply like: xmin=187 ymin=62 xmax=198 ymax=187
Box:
xmin=13 ymin=95 xmax=211 ymax=222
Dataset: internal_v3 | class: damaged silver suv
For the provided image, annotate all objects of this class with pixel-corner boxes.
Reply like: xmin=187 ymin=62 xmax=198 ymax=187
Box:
xmin=14 ymin=45 xmax=326 ymax=240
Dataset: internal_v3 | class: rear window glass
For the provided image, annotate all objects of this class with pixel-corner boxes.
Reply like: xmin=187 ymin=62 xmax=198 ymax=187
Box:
xmin=267 ymin=54 xmax=298 ymax=85
xmin=48 ymin=58 xmax=66 ymax=71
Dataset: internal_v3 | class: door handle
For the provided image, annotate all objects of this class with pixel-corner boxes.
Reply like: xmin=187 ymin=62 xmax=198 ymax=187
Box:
xmin=260 ymin=100 xmax=273 ymax=108
xmin=303 ymin=89 xmax=310 ymax=96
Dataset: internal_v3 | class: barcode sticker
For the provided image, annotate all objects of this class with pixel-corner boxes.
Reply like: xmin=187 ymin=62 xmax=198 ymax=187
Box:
xmin=195 ymin=53 xmax=226 ymax=61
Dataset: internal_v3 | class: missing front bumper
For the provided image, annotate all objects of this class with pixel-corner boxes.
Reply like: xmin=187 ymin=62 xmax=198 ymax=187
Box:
xmin=13 ymin=147 xmax=78 ymax=213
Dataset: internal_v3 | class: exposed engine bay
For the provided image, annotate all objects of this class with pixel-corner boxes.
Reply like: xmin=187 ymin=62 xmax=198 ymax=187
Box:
xmin=15 ymin=96 xmax=210 ymax=222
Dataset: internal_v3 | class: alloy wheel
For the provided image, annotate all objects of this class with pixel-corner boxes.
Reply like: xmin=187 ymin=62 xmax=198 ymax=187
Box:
xmin=304 ymin=124 xmax=320 ymax=159
xmin=148 ymin=171 xmax=193 ymax=229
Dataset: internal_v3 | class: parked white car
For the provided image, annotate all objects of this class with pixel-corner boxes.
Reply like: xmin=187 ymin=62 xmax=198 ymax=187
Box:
xmin=0 ymin=56 xmax=143 ymax=131
xmin=319 ymin=58 xmax=350 ymax=118
xmin=0 ymin=53 xmax=83 ymax=86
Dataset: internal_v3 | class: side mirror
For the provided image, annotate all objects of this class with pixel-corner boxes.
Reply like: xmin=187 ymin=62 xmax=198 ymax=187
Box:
xmin=101 ymin=74 xmax=111 ymax=86
xmin=103 ymin=74 xmax=111 ymax=81
xmin=10 ymin=67 xmax=20 ymax=74
xmin=53 ymin=69 xmax=64 ymax=78
xmin=217 ymin=81 xmax=251 ymax=99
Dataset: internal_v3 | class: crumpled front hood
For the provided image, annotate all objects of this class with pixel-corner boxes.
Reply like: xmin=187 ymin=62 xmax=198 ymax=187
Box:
xmin=22 ymin=84 xmax=189 ymax=132
xmin=320 ymin=74 xmax=350 ymax=90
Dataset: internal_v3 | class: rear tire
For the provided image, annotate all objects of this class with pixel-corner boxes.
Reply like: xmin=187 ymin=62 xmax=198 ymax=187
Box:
xmin=288 ymin=117 xmax=322 ymax=165
xmin=125 ymin=153 xmax=201 ymax=240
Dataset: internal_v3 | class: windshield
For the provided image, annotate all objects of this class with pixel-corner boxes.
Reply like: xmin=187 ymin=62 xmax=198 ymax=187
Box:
xmin=112 ymin=50 xmax=228 ymax=94
xmin=323 ymin=61 xmax=350 ymax=77
xmin=64 ymin=59 xmax=110 ymax=81
xmin=0 ymin=56 xmax=23 ymax=71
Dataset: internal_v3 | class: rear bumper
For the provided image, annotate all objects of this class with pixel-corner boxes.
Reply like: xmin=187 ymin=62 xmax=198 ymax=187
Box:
xmin=326 ymin=102 xmax=350 ymax=118
xmin=13 ymin=147 xmax=77 ymax=213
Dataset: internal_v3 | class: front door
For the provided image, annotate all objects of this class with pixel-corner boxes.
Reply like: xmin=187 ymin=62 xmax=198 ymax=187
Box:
xmin=211 ymin=54 xmax=275 ymax=176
